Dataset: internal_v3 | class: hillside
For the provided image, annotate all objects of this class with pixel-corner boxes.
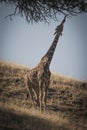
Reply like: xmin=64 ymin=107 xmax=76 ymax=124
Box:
xmin=0 ymin=61 xmax=87 ymax=130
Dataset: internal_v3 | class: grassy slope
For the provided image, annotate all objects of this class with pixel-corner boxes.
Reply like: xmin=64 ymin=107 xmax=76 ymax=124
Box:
xmin=0 ymin=61 xmax=87 ymax=130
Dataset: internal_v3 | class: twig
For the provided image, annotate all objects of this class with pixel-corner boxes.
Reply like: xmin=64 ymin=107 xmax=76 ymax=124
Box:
xmin=4 ymin=5 xmax=18 ymax=20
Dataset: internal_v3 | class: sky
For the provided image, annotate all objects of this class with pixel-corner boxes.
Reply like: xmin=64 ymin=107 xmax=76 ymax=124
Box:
xmin=0 ymin=3 xmax=87 ymax=81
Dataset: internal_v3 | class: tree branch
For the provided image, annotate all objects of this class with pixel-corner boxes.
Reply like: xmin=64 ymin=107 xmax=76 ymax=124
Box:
xmin=1 ymin=0 xmax=87 ymax=23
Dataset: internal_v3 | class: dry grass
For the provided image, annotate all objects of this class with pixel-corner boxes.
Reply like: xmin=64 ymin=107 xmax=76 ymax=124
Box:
xmin=0 ymin=60 xmax=87 ymax=130
xmin=0 ymin=102 xmax=71 ymax=130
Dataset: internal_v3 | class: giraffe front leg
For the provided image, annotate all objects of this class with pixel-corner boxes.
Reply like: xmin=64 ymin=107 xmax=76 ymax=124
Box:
xmin=43 ymin=89 xmax=47 ymax=113
xmin=39 ymin=81 xmax=43 ymax=113
xmin=39 ymin=88 xmax=43 ymax=113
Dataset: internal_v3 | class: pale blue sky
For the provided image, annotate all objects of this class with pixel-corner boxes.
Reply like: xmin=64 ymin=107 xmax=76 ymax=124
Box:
xmin=0 ymin=3 xmax=87 ymax=81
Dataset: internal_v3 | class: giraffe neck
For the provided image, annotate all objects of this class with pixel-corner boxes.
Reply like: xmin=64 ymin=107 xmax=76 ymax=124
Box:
xmin=37 ymin=32 xmax=61 ymax=69
xmin=38 ymin=16 xmax=66 ymax=68
xmin=42 ymin=32 xmax=61 ymax=65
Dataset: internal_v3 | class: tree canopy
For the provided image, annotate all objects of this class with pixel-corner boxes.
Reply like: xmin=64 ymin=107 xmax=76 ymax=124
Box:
xmin=0 ymin=0 xmax=87 ymax=23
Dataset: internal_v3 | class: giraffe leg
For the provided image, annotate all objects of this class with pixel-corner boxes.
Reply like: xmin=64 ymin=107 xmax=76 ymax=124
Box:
xmin=43 ymin=89 xmax=47 ymax=113
xmin=24 ymin=75 xmax=30 ymax=100
xmin=29 ymin=88 xmax=35 ymax=107
xmin=35 ymin=93 xmax=40 ymax=107
xmin=27 ymin=82 xmax=35 ymax=108
xmin=32 ymin=85 xmax=40 ymax=106
xmin=39 ymin=87 xmax=43 ymax=112
xmin=39 ymin=81 xmax=43 ymax=112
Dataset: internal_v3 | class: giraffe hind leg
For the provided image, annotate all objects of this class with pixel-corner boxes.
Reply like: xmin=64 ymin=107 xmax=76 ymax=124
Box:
xmin=32 ymin=86 xmax=40 ymax=107
xmin=27 ymin=83 xmax=35 ymax=108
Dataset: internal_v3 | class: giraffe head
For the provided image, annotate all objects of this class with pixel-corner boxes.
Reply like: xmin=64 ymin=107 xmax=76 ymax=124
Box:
xmin=54 ymin=15 xmax=67 ymax=35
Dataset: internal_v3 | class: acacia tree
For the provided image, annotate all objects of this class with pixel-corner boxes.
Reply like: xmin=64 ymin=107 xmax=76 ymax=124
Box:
xmin=0 ymin=0 xmax=87 ymax=23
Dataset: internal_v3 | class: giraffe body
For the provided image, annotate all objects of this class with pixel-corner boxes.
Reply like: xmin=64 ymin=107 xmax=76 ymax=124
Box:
xmin=26 ymin=16 xmax=66 ymax=112
xmin=26 ymin=57 xmax=51 ymax=112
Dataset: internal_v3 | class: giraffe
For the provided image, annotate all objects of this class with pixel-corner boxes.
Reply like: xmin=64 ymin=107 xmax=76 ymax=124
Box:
xmin=26 ymin=16 xmax=66 ymax=112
